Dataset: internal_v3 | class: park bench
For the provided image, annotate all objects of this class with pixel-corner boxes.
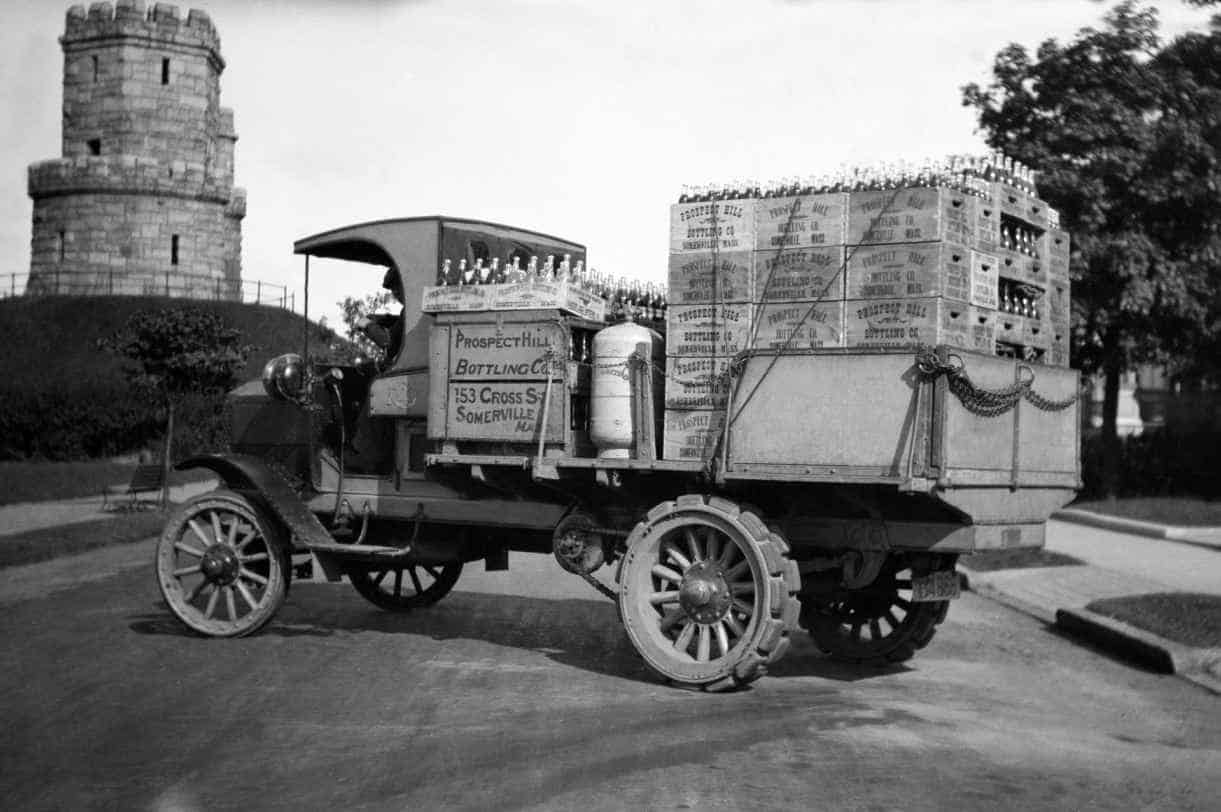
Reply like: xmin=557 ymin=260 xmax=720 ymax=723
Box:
xmin=102 ymin=464 xmax=165 ymax=511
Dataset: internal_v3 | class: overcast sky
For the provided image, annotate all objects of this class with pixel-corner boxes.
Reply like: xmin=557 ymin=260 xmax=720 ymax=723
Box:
xmin=0 ymin=0 xmax=1214 ymax=328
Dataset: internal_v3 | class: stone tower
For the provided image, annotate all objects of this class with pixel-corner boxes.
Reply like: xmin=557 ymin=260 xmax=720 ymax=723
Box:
xmin=27 ymin=1 xmax=245 ymax=299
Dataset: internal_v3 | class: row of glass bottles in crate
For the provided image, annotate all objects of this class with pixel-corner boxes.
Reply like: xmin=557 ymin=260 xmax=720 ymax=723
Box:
xmin=434 ymin=255 xmax=669 ymax=322
xmin=677 ymin=151 xmax=1040 ymax=203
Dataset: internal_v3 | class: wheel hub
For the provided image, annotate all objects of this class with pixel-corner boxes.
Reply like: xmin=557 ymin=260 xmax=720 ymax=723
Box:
xmin=200 ymin=545 xmax=240 ymax=585
xmin=678 ymin=561 xmax=732 ymax=624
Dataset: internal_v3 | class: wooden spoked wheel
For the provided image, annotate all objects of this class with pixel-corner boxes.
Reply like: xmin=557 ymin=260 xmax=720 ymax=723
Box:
xmin=801 ymin=555 xmax=950 ymax=665
xmin=348 ymin=562 xmax=463 ymax=612
xmin=618 ymin=495 xmax=800 ymax=691
xmin=156 ymin=490 xmax=288 ymax=638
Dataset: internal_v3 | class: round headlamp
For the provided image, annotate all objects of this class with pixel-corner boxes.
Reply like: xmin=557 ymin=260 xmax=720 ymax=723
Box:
xmin=261 ymin=353 xmax=306 ymax=401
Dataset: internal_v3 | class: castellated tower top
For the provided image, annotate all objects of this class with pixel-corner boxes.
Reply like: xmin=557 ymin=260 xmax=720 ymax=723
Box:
xmin=64 ymin=3 xmax=222 ymax=64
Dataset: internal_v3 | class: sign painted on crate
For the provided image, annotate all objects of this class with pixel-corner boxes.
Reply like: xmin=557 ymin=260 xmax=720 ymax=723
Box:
xmin=422 ymin=284 xmax=495 ymax=313
xmin=754 ymin=193 xmax=847 ymax=249
xmin=494 ymin=280 xmax=607 ymax=322
xmin=752 ymin=302 xmax=845 ymax=350
xmin=974 ymin=197 xmax=1000 ymax=254
xmin=667 ymin=251 xmax=753 ymax=304
xmin=445 ymin=381 xmax=563 ymax=441
xmin=967 ymin=306 xmax=996 ymax=353
xmin=754 ymin=248 xmax=845 ymax=301
xmin=665 ymin=304 xmax=752 ymax=357
xmin=664 ymin=356 xmax=734 ymax=410
xmin=669 ymin=201 xmax=755 ymax=253
xmin=847 ymin=188 xmax=972 ymax=246
xmin=846 ymin=243 xmax=970 ymax=302
xmin=844 ymin=298 xmax=969 ymax=349
xmin=970 ymin=250 xmax=999 ymax=310
xmin=663 ymin=409 xmax=726 ymax=461
xmin=448 ymin=322 xmax=564 ymax=380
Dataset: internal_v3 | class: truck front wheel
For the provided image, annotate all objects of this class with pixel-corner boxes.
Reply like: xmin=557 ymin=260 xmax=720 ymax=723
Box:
xmin=800 ymin=554 xmax=951 ymax=666
xmin=617 ymin=495 xmax=801 ymax=691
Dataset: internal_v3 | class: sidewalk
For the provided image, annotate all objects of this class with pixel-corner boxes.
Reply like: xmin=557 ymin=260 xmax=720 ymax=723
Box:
xmin=962 ymin=514 xmax=1221 ymax=694
xmin=0 ymin=479 xmax=218 ymax=538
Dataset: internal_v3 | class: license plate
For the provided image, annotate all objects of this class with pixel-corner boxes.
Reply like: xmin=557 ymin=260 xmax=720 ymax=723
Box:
xmin=911 ymin=570 xmax=960 ymax=602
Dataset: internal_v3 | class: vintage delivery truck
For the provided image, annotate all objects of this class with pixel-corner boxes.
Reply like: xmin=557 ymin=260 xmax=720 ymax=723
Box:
xmin=158 ymin=194 xmax=1080 ymax=692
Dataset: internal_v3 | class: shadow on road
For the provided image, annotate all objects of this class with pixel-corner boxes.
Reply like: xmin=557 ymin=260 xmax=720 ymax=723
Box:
xmin=129 ymin=585 xmax=908 ymax=686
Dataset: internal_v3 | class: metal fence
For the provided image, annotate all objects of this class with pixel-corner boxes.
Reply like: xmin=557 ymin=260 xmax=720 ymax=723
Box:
xmin=0 ymin=270 xmax=295 ymax=312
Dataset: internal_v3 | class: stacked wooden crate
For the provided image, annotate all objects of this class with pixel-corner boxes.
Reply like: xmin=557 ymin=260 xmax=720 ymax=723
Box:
xmin=664 ymin=200 xmax=756 ymax=460
xmin=843 ymin=186 xmax=996 ymax=354
xmin=751 ymin=193 xmax=847 ymax=352
xmin=661 ymin=175 xmax=1070 ymax=462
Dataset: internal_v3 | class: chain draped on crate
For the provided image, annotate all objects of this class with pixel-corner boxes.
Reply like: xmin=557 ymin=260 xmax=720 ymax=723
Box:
xmin=914 ymin=346 xmax=1079 ymax=417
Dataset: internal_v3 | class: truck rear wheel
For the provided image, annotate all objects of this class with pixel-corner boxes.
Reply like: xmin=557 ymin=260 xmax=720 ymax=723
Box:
xmin=617 ymin=495 xmax=801 ymax=691
xmin=348 ymin=562 xmax=462 ymax=612
xmin=800 ymin=554 xmax=950 ymax=665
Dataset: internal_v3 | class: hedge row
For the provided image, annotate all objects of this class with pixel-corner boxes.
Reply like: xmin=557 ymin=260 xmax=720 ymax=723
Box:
xmin=1080 ymin=429 xmax=1221 ymax=499
xmin=0 ymin=380 xmax=230 ymax=462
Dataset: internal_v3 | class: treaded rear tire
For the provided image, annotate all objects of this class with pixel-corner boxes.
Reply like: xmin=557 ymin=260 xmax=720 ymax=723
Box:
xmin=617 ymin=495 xmax=801 ymax=691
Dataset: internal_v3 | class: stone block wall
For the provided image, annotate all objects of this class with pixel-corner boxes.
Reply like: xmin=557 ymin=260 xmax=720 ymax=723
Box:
xmin=27 ymin=1 xmax=244 ymax=301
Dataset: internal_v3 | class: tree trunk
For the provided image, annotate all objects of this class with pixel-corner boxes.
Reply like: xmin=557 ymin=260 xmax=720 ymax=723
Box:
xmin=162 ymin=399 xmax=174 ymax=509
xmin=1100 ymin=352 xmax=1123 ymax=499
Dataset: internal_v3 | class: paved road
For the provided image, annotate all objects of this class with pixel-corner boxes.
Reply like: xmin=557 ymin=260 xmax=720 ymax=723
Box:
xmin=2 ymin=542 xmax=1219 ymax=811
xmin=1046 ymin=519 xmax=1221 ymax=595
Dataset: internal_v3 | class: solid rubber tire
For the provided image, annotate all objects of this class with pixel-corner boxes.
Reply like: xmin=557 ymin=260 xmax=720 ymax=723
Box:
xmin=617 ymin=495 xmax=801 ymax=691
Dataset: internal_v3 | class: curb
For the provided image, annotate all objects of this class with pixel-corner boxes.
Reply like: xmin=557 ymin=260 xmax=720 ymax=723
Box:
xmin=1053 ymin=508 xmax=1221 ymax=552
xmin=959 ymin=566 xmax=1221 ymax=696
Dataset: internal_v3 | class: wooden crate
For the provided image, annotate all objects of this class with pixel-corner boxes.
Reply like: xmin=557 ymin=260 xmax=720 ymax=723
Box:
xmin=974 ymin=194 xmax=1001 ymax=254
xmin=422 ymin=284 xmax=496 ymax=313
xmin=753 ymin=247 xmax=845 ymax=302
xmin=670 ymin=200 xmax=756 ymax=253
xmin=970 ymin=250 xmax=999 ymax=310
xmin=421 ymin=279 xmax=606 ymax=321
xmin=1044 ymin=279 xmax=1070 ymax=323
xmin=1047 ymin=323 xmax=1070 ymax=367
xmin=663 ymin=408 xmax=726 ymax=462
xmin=1025 ymin=195 xmax=1050 ymax=230
xmin=997 ymin=247 xmax=1045 ymax=286
xmin=664 ymin=356 xmax=734 ymax=410
xmin=665 ymin=303 xmax=752 ymax=357
xmin=751 ymin=302 xmax=845 ymax=350
xmin=1023 ymin=314 xmax=1051 ymax=350
xmin=967 ymin=306 xmax=997 ymax=354
xmin=754 ymin=192 xmax=847 ymax=249
xmin=668 ymin=250 xmax=753 ymax=305
xmin=845 ymin=241 xmax=971 ymax=303
xmin=844 ymin=297 xmax=973 ymax=350
xmin=1043 ymin=229 xmax=1070 ymax=281
xmin=994 ymin=311 xmax=1025 ymax=348
xmin=998 ymin=182 xmax=1028 ymax=222
xmin=846 ymin=186 xmax=973 ymax=246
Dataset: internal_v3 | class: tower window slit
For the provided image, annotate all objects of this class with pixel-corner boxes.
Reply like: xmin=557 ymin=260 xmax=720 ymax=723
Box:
xmin=92 ymin=55 xmax=98 ymax=82
xmin=58 ymin=231 xmax=65 ymax=262
xmin=87 ymin=139 xmax=100 ymax=156
xmin=162 ymin=58 xmax=170 ymax=85
xmin=171 ymin=234 xmax=179 ymax=265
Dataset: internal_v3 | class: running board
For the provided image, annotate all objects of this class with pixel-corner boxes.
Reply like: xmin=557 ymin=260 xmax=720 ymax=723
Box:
xmin=307 ymin=542 xmax=414 ymax=582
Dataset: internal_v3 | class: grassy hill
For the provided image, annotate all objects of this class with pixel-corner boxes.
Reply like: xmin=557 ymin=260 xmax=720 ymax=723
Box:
xmin=0 ymin=295 xmax=343 ymax=460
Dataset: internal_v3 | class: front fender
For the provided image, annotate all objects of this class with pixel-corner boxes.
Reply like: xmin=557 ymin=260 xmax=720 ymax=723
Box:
xmin=176 ymin=453 xmax=332 ymax=552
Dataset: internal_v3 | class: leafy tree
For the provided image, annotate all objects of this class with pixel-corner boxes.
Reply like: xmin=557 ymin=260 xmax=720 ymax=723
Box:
xmin=963 ymin=1 xmax=1221 ymax=494
xmin=337 ymin=291 xmax=397 ymax=364
xmin=100 ymin=307 xmax=253 ymax=506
